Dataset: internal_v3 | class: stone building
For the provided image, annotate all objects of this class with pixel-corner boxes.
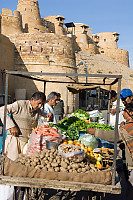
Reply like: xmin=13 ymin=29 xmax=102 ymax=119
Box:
xmin=0 ymin=0 xmax=132 ymax=113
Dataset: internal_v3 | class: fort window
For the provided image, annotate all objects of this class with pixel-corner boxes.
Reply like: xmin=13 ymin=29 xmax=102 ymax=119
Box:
xmin=20 ymin=46 xmax=21 ymax=52
xmin=30 ymin=46 xmax=32 ymax=52
xmin=101 ymin=51 xmax=104 ymax=53
xmin=41 ymin=47 xmax=43 ymax=52
xmin=36 ymin=41 xmax=37 ymax=43
xmin=31 ymin=9 xmax=32 ymax=12
xmin=51 ymin=47 xmax=53 ymax=53
xmin=25 ymin=8 xmax=26 ymax=11
xmin=104 ymin=39 xmax=106 ymax=42
xmin=25 ymin=41 xmax=26 ymax=43
xmin=33 ymin=2 xmax=36 ymax=5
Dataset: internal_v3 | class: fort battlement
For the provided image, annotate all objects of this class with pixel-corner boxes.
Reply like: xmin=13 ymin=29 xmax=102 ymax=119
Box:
xmin=1 ymin=8 xmax=23 ymax=35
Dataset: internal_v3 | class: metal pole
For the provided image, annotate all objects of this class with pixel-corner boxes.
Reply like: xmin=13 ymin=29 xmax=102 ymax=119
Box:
xmin=2 ymin=73 xmax=9 ymax=154
xmin=85 ymin=58 xmax=88 ymax=109
xmin=43 ymin=81 xmax=46 ymax=94
xmin=107 ymin=85 xmax=111 ymax=125
xmin=112 ymin=78 xmax=121 ymax=185
xmin=66 ymin=87 xmax=69 ymax=114
xmin=97 ymin=86 xmax=100 ymax=111
xmin=1 ymin=72 xmax=4 ymax=94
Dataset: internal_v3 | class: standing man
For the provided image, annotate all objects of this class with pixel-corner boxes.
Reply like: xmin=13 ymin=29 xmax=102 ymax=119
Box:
xmin=120 ymin=88 xmax=133 ymax=106
xmin=109 ymin=90 xmax=125 ymax=128
xmin=0 ymin=92 xmax=52 ymax=161
xmin=44 ymin=92 xmax=58 ymax=124
xmin=54 ymin=93 xmax=65 ymax=121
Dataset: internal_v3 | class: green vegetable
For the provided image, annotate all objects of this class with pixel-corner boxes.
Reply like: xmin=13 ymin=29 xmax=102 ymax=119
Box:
xmin=78 ymin=134 xmax=99 ymax=149
xmin=86 ymin=123 xmax=114 ymax=130
xmin=72 ymin=109 xmax=90 ymax=120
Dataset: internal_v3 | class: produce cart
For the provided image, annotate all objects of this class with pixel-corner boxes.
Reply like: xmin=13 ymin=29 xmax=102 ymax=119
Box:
xmin=0 ymin=70 xmax=122 ymax=199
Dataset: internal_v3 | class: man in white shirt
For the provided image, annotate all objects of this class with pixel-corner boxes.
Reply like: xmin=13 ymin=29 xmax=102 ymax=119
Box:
xmin=44 ymin=92 xmax=58 ymax=124
xmin=109 ymin=90 xmax=125 ymax=128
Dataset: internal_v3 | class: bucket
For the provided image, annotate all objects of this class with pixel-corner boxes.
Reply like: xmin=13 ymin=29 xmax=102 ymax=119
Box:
xmin=46 ymin=140 xmax=59 ymax=150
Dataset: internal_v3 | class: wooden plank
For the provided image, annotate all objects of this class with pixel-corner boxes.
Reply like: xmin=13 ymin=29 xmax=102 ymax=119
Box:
xmin=0 ymin=176 xmax=121 ymax=194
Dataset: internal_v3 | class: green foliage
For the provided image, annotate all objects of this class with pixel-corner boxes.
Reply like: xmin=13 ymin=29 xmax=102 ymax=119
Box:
xmin=86 ymin=123 xmax=114 ymax=130
xmin=72 ymin=109 xmax=90 ymax=120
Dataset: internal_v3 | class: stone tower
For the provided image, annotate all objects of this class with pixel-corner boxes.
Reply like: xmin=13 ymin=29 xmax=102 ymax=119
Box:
xmin=17 ymin=0 xmax=45 ymax=33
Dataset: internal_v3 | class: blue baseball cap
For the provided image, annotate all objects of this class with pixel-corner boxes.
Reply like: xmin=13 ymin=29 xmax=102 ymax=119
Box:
xmin=120 ymin=89 xmax=132 ymax=99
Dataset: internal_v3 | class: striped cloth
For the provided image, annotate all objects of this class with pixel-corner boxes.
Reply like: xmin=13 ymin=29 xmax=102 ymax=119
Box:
xmin=120 ymin=120 xmax=133 ymax=161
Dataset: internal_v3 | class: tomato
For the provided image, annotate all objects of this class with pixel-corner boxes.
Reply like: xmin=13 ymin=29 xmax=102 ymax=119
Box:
xmin=97 ymin=164 xmax=103 ymax=169
xmin=63 ymin=140 xmax=68 ymax=144
xmin=73 ymin=140 xmax=77 ymax=145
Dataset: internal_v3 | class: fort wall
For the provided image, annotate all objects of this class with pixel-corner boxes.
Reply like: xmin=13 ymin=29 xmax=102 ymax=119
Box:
xmin=99 ymin=48 xmax=129 ymax=66
xmin=0 ymin=34 xmax=14 ymax=95
xmin=8 ymin=33 xmax=78 ymax=113
xmin=1 ymin=9 xmax=23 ymax=36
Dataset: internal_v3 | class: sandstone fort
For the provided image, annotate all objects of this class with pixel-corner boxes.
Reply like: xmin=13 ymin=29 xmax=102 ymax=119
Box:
xmin=0 ymin=0 xmax=132 ymax=113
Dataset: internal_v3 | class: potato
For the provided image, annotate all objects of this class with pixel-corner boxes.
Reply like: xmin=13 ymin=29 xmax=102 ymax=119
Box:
xmin=71 ymin=163 xmax=79 ymax=169
xmin=43 ymin=157 xmax=47 ymax=161
xmin=67 ymin=165 xmax=72 ymax=170
xmin=54 ymin=167 xmax=60 ymax=172
xmin=51 ymin=162 xmax=58 ymax=167
xmin=40 ymin=154 xmax=45 ymax=159
xmin=60 ymin=167 xmax=68 ymax=172
xmin=85 ymin=165 xmax=90 ymax=170
xmin=47 ymin=163 xmax=51 ymax=168
xmin=82 ymin=168 xmax=86 ymax=173
xmin=56 ymin=159 xmax=61 ymax=164
xmin=49 ymin=158 xmax=53 ymax=163
xmin=77 ymin=168 xmax=82 ymax=173
xmin=61 ymin=161 xmax=68 ymax=169
xmin=64 ymin=159 xmax=70 ymax=164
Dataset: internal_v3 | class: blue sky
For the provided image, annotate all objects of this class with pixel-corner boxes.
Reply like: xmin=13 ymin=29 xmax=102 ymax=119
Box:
xmin=0 ymin=0 xmax=133 ymax=69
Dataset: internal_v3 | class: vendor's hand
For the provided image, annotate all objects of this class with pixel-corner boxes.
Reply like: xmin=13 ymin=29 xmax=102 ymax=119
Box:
xmin=120 ymin=121 xmax=125 ymax=127
xmin=10 ymin=126 xmax=19 ymax=137
xmin=86 ymin=128 xmax=95 ymax=135
xmin=47 ymin=113 xmax=53 ymax=122
xmin=111 ymin=108 xmax=116 ymax=115
xmin=109 ymin=108 xmax=112 ymax=113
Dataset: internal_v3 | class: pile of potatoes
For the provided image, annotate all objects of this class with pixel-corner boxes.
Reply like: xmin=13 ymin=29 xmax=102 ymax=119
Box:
xmin=16 ymin=149 xmax=100 ymax=173
xmin=60 ymin=144 xmax=81 ymax=153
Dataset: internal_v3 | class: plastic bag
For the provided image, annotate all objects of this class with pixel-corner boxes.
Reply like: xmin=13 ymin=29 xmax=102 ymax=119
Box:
xmin=26 ymin=132 xmax=61 ymax=156
xmin=58 ymin=143 xmax=85 ymax=162
xmin=78 ymin=134 xmax=99 ymax=149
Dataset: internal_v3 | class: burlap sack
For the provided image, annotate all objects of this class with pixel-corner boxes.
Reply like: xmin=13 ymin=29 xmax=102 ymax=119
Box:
xmin=2 ymin=157 xmax=112 ymax=185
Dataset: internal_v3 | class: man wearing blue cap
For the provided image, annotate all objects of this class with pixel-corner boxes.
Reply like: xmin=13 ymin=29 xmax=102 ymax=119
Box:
xmin=120 ymin=89 xmax=133 ymax=106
